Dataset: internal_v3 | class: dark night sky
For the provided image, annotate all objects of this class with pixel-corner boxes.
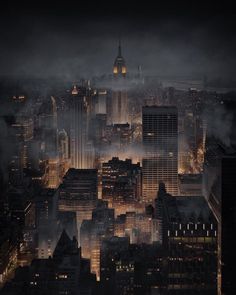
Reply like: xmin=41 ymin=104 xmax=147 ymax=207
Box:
xmin=1 ymin=1 xmax=236 ymax=80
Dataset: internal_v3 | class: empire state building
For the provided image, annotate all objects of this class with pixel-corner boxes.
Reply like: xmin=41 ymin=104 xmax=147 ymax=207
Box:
xmin=110 ymin=41 xmax=129 ymax=124
xmin=113 ymin=40 xmax=127 ymax=77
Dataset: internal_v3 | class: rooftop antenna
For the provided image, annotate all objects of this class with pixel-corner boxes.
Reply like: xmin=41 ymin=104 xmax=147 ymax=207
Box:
xmin=118 ymin=36 xmax=122 ymax=56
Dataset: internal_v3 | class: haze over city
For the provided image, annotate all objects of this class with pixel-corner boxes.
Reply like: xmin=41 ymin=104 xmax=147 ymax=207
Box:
xmin=0 ymin=1 xmax=235 ymax=295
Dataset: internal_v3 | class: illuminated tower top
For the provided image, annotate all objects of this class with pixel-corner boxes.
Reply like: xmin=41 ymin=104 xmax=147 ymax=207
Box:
xmin=72 ymin=85 xmax=79 ymax=95
xmin=113 ymin=40 xmax=127 ymax=77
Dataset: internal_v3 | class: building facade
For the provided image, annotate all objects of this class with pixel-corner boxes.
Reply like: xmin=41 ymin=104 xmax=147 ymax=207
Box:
xmin=142 ymin=106 xmax=178 ymax=202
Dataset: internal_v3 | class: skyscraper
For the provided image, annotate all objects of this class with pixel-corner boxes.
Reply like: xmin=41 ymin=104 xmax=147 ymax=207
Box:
xmin=58 ymin=129 xmax=70 ymax=173
xmin=69 ymin=85 xmax=89 ymax=169
xmin=110 ymin=41 xmax=129 ymax=124
xmin=142 ymin=106 xmax=178 ymax=202
xmin=154 ymin=183 xmax=217 ymax=293
xmin=95 ymin=89 xmax=107 ymax=115
xmin=203 ymin=141 xmax=236 ymax=294
xmin=10 ymin=114 xmax=34 ymax=184
xmin=203 ymin=99 xmax=236 ymax=294
xmin=113 ymin=40 xmax=127 ymax=78
xmin=102 ymin=157 xmax=142 ymax=216
xmin=38 ymin=96 xmax=58 ymax=154
xmin=58 ymin=168 xmax=98 ymax=244
xmin=221 ymin=155 xmax=236 ymax=295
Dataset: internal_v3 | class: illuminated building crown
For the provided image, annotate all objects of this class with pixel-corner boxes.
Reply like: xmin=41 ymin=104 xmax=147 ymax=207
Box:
xmin=72 ymin=85 xmax=79 ymax=95
xmin=113 ymin=40 xmax=127 ymax=77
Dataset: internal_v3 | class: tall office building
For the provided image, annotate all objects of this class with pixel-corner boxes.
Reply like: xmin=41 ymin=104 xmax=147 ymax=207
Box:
xmin=58 ymin=129 xmax=70 ymax=173
xmin=9 ymin=114 xmax=34 ymax=184
xmin=47 ymin=153 xmax=61 ymax=189
xmin=102 ymin=157 xmax=142 ymax=216
xmin=80 ymin=201 xmax=115 ymax=281
xmin=110 ymin=41 xmax=129 ymax=124
xmin=94 ymin=89 xmax=107 ymax=115
xmin=154 ymin=183 xmax=217 ymax=294
xmin=142 ymin=106 xmax=178 ymax=202
xmin=69 ymin=85 xmax=89 ymax=169
xmin=178 ymin=109 xmax=204 ymax=174
xmin=36 ymin=189 xmax=58 ymax=259
xmin=38 ymin=96 xmax=58 ymax=154
xmin=113 ymin=40 xmax=127 ymax=78
xmin=203 ymin=100 xmax=236 ymax=294
xmin=58 ymin=168 xmax=98 ymax=244
xmin=221 ymin=155 xmax=236 ymax=295
xmin=204 ymin=140 xmax=236 ymax=295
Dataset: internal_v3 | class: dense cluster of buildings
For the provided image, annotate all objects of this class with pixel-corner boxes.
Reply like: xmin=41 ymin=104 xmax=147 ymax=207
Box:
xmin=0 ymin=43 xmax=235 ymax=294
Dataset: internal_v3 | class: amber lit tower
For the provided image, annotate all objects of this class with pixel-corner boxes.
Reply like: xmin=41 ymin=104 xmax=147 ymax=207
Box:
xmin=110 ymin=41 xmax=129 ymax=124
xmin=113 ymin=40 xmax=127 ymax=77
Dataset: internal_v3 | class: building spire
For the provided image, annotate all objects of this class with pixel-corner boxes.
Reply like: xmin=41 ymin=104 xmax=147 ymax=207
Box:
xmin=113 ymin=38 xmax=126 ymax=77
xmin=118 ymin=38 xmax=122 ymax=56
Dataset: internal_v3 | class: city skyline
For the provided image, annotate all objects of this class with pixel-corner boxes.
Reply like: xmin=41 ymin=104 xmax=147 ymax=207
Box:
xmin=0 ymin=2 xmax=235 ymax=294
xmin=0 ymin=2 xmax=236 ymax=82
